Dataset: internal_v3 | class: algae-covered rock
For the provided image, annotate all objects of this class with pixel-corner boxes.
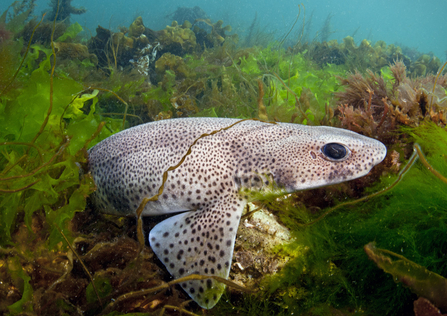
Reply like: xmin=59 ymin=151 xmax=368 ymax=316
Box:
xmin=155 ymin=52 xmax=192 ymax=79
xmin=207 ymin=19 xmax=232 ymax=45
xmin=327 ymin=39 xmax=338 ymax=47
xmin=157 ymin=21 xmax=197 ymax=54
xmin=413 ymin=62 xmax=427 ymax=76
xmin=374 ymin=40 xmax=387 ymax=50
xmin=170 ymin=94 xmax=199 ymax=117
xmin=410 ymin=54 xmax=442 ymax=76
xmin=428 ymin=55 xmax=441 ymax=71
xmin=307 ymin=36 xmax=411 ymax=72
xmin=54 ymin=42 xmax=96 ymax=63
xmin=191 ymin=18 xmax=235 ymax=49
xmin=111 ymin=32 xmax=134 ymax=51
xmin=231 ymin=203 xmax=293 ymax=289
xmin=128 ymin=16 xmax=145 ymax=38
xmin=358 ymin=39 xmax=373 ymax=52
xmin=19 ymin=20 xmax=67 ymax=45
xmin=182 ymin=20 xmax=192 ymax=29
xmin=88 ymin=26 xmax=136 ymax=69
xmin=341 ymin=36 xmax=355 ymax=50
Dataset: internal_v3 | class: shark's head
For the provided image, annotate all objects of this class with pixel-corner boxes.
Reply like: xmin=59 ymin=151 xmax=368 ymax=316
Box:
xmin=271 ymin=125 xmax=387 ymax=191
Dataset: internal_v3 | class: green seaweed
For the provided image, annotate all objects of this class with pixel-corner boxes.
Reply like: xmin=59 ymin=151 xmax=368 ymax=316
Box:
xmin=143 ymin=69 xmax=176 ymax=113
xmin=6 ymin=257 xmax=33 ymax=314
xmin=0 ymin=30 xmax=123 ymax=313
xmin=177 ymin=45 xmax=346 ymax=123
xmin=239 ymin=53 xmax=262 ymax=76
xmin=1 ymin=47 xmax=96 ymax=242
xmin=56 ymin=21 xmax=83 ymax=42
xmin=260 ymin=48 xmax=344 ymax=124
xmin=86 ymin=277 xmax=112 ymax=303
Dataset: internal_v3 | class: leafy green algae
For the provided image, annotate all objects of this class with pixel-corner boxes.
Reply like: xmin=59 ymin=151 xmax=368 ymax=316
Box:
xmin=0 ymin=40 xmax=121 ymax=313
xmin=1 ymin=48 xmax=109 ymax=242
xmin=177 ymin=45 xmax=346 ymax=124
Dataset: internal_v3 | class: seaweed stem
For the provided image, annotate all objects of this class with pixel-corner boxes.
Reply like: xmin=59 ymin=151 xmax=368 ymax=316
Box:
xmin=101 ymin=273 xmax=250 ymax=314
xmin=87 ymin=86 xmax=129 ymax=129
xmin=297 ymin=4 xmax=306 ymax=46
xmin=278 ymin=4 xmax=302 ymax=47
xmin=0 ymin=142 xmax=44 ymax=163
xmin=30 ymin=1 xmax=59 ymax=145
xmin=257 ymin=80 xmax=268 ymax=120
xmin=99 ymin=112 xmax=142 ymax=122
xmin=83 ymin=121 xmax=106 ymax=150
xmin=376 ymin=97 xmax=389 ymax=130
xmin=0 ymin=179 xmax=40 ymax=193
xmin=0 ymin=140 xmax=69 ymax=182
xmin=366 ymin=87 xmax=373 ymax=112
xmin=241 ymin=205 xmax=264 ymax=220
xmin=365 ymin=242 xmax=412 ymax=262
xmin=160 ymin=305 xmax=199 ymax=316
xmin=111 ymin=36 xmax=119 ymax=69
xmin=414 ymin=143 xmax=447 ymax=184
xmin=430 ymin=61 xmax=447 ymax=107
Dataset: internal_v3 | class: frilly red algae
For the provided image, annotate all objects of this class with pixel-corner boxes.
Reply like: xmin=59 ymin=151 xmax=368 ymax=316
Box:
xmin=337 ymin=70 xmax=390 ymax=138
xmin=336 ymin=60 xmax=447 ymax=148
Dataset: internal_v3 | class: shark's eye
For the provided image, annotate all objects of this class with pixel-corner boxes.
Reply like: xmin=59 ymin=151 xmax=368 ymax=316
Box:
xmin=322 ymin=143 xmax=348 ymax=160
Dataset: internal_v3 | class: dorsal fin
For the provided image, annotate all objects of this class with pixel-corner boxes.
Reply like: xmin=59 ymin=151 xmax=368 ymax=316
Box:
xmin=149 ymin=197 xmax=244 ymax=309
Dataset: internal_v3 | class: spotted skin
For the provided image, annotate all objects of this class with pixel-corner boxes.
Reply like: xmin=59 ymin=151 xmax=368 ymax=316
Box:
xmin=88 ymin=117 xmax=387 ymax=309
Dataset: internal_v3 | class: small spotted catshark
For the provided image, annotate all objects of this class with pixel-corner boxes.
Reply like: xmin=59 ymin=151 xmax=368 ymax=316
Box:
xmin=88 ymin=117 xmax=386 ymax=309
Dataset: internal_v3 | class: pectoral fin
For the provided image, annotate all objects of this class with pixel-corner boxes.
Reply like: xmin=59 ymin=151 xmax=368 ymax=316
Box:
xmin=149 ymin=198 xmax=244 ymax=309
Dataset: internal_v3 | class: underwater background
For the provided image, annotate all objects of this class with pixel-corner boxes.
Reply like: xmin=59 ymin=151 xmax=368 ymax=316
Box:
xmin=1 ymin=0 xmax=447 ymax=59
xmin=1 ymin=0 xmax=447 ymax=315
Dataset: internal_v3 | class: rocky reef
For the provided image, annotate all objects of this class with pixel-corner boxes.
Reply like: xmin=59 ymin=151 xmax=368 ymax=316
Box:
xmin=294 ymin=36 xmax=442 ymax=76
